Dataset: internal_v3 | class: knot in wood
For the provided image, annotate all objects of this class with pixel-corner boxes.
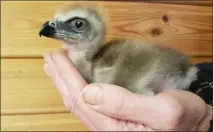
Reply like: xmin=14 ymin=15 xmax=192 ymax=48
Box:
xmin=150 ymin=28 xmax=163 ymax=37
xmin=162 ymin=15 xmax=169 ymax=23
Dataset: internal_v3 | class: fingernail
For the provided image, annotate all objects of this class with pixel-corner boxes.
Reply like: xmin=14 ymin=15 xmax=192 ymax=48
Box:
xmin=82 ymin=84 xmax=103 ymax=105
xmin=52 ymin=52 xmax=56 ymax=60
xmin=43 ymin=53 xmax=49 ymax=61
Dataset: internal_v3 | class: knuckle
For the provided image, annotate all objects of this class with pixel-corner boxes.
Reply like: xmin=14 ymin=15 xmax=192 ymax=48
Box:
xmin=63 ymin=99 xmax=72 ymax=111
xmin=63 ymin=96 xmax=78 ymax=113
xmin=64 ymin=101 xmax=73 ymax=112
xmin=111 ymin=91 xmax=127 ymax=115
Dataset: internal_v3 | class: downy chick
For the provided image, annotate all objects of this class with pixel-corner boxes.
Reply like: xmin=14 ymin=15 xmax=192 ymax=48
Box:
xmin=39 ymin=5 xmax=198 ymax=95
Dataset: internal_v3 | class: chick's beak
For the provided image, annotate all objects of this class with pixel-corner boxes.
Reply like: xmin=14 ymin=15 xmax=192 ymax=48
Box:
xmin=39 ymin=21 xmax=55 ymax=37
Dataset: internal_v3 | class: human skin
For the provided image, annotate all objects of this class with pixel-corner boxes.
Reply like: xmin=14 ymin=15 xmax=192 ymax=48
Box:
xmin=43 ymin=50 xmax=212 ymax=131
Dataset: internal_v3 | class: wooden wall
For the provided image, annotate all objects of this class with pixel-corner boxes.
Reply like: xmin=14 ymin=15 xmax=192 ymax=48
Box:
xmin=1 ymin=1 xmax=213 ymax=131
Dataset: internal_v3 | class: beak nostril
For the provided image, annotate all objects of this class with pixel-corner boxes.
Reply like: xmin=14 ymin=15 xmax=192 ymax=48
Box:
xmin=51 ymin=22 xmax=56 ymax=27
xmin=49 ymin=21 xmax=56 ymax=27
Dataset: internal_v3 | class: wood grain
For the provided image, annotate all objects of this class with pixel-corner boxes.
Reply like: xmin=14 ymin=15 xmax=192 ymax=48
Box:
xmin=1 ymin=58 xmax=212 ymax=115
xmin=1 ymin=113 xmax=88 ymax=131
xmin=2 ymin=1 xmax=212 ymax=57
xmin=1 ymin=59 xmax=67 ymax=115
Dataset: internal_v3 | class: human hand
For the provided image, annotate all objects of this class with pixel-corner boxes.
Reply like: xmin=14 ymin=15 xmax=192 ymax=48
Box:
xmin=43 ymin=50 xmax=212 ymax=131
xmin=43 ymin=50 xmax=153 ymax=131
xmin=83 ymin=83 xmax=212 ymax=131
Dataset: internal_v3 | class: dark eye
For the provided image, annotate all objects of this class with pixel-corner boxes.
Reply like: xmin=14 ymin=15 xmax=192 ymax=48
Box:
xmin=75 ymin=21 xmax=83 ymax=28
xmin=71 ymin=18 xmax=87 ymax=31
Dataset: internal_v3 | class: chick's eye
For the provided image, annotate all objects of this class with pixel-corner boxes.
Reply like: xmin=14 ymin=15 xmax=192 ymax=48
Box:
xmin=75 ymin=21 xmax=83 ymax=28
xmin=71 ymin=19 xmax=87 ymax=31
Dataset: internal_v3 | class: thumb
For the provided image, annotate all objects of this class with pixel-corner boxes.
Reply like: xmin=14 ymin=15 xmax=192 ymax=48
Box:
xmin=82 ymin=83 xmax=166 ymax=126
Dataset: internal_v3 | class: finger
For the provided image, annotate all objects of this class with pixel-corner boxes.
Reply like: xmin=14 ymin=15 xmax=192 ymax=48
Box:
xmin=52 ymin=50 xmax=87 ymax=92
xmin=43 ymin=53 xmax=57 ymax=82
xmin=43 ymin=52 xmax=58 ymax=78
xmin=82 ymin=83 xmax=151 ymax=120
xmin=44 ymin=54 xmax=98 ymax=130
xmin=82 ymin=83 xmax=178 ymax=129
xmin=73 ymin=96 xmax=114 ymax=131
xmin=44 ymin=52 xmax=112 ymax=130
xmin=60 ymin=91 xmax=115 ymax=131
xmin=44 ymin=63 xmax=51 ymax=77
xmin=44 ymin=64 xmax=98 ymax=131
xmin=43 ymin=53 xmax=70 ymax=96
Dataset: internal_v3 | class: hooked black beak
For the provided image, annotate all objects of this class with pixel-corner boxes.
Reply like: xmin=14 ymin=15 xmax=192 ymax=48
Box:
xmin=39 ymin=21 xmax=55 ymax=37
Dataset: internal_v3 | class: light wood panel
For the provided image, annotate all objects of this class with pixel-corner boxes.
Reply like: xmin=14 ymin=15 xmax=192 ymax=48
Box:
xmin=2 ymin=58 xmax=212 ymax=115
xmin=1 ymin=113 xmax=88 ymax=131
xmin=1 ymin=59 xmax=67 ymax=115
xmin=2 ymin=1 xmax=212 ymax=57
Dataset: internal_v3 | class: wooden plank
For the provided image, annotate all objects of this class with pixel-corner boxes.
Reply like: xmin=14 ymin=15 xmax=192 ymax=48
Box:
xmin=1 ymin=1 xmax=212 ymax=57
xmin=1 ymin=59 xmax=67 ymax=115
xmin=1 ymin=113 xmax=88 ymax=131
xmin=1 ymin=58 xmax=211 ymax=114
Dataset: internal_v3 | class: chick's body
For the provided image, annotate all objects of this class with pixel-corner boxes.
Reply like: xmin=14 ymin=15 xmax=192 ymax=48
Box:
xmin=69 ymin=39 xmax=198 ymax=95
xmin=39 ymin=5 xmax=198 ymax=95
